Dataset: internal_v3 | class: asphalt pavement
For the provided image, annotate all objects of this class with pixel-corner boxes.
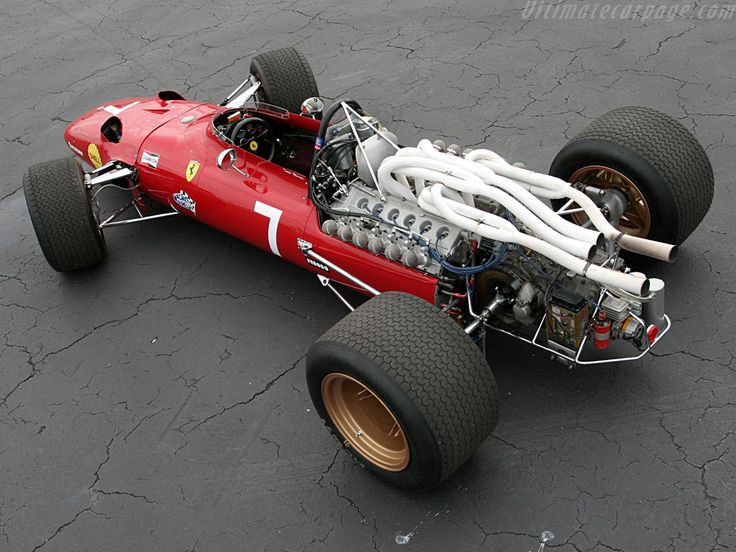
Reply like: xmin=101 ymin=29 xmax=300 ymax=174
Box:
xmin=1 ymin=1 xmax=734 ymax=551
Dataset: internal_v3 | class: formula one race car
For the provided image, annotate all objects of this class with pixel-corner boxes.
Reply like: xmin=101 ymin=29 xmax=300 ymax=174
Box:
xmin=24 ymin=47 xmax=713 ymax=489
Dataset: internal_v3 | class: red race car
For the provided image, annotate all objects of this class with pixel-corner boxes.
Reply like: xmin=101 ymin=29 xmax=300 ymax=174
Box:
xmin=23 ymin=47 xmax=713 ymax=489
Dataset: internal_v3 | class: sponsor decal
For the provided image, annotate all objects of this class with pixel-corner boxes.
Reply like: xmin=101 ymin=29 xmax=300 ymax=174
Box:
xmin=306 ymin=257 xmax=330 ymax=272
xmin=67 ymin=142 xmax=83 ymax=156
xmin=185 ymin=160 xmax=200 ymax=183
xmin=87 ymin=143 xmax=103 ymax=168
xmin=173 ymin=190 xmax=196 ymax=214
xmin=180 ymin=115 xmax=196 ymax=124
xmin=141 ymin=151 xmax=160 ymax=169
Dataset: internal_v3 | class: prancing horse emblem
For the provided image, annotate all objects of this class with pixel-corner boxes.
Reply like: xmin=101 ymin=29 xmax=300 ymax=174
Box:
xmin=186 ymin=160 xmax=200 ymax=182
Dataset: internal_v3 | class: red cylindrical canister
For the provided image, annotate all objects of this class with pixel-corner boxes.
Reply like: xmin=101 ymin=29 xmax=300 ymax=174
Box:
xmin=593 ymin=311 xmax=611 ymax=350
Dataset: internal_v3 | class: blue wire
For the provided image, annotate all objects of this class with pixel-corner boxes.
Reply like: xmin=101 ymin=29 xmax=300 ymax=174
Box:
xmin=509 ymin=245 xmax=550 ymax=279
xmin=427 ymin=241 xmax=509 ymax=275
xmin=406 ymin=229 xmax=508 ymax=275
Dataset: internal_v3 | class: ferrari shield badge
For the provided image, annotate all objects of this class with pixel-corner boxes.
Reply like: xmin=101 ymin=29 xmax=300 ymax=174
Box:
xmin=87 ymin=143 xmax=103 ymax=168
xmin=186 ymin=160 xmax=200 ymax=182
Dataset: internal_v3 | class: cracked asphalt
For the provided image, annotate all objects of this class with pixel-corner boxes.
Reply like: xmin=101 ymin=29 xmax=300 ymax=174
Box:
xmin=1 ymin=1 xmax=734 ymax=551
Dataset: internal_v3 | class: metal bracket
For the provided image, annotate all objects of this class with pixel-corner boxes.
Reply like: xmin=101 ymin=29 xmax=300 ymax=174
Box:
xmin=557 ymin=185 xmax=628 ymax=228
xmin=224 ymin=77 xmax=261 ymax=109
xmin=299 ymin=240 xmax=380 ymax=296
xmin=318 ymin=275 xmax=355 ymax=312
xmin=341 ymin=102 xmax=388 ymax=202
xmin=86 ymin=167 xmax=135 ymax=186
xmin=84 ymin=161 xmax=179 ymax=229
xmin=98 ymin=201 xmax=179 ymax=229
xmin=487 ymin=310 xmax=671 ymax=366
xmin=464 ymin=289 xmax=513 ymax=334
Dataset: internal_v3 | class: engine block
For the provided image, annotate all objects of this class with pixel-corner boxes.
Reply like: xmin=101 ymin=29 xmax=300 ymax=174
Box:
xmin=323 ymin=182 xmax=467 ymax=275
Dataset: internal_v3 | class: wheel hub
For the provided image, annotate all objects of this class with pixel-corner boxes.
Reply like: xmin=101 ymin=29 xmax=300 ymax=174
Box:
xmin=321 ymin=373 xmax=409 ymax=471
xmin=569 ymin=165 xmax=652 ymax=238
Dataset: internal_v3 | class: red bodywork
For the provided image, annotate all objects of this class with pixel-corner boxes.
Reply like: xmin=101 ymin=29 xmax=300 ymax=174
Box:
xmin=65 ymin=95 xmax=439 ymax=302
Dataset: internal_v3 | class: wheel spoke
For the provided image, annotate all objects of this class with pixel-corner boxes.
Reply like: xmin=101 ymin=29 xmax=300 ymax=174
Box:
xmin=622 ymin=212 xmax=642 ymax=225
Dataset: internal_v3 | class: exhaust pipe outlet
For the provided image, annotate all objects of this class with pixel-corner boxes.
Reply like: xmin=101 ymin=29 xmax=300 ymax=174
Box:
xmin=642 ymin=278 xmax=666 ymax=329
xmin=595 ymin=233 xmax=608 ymax=251
xmin=618 ymin=234 xmax=678 ymax=263
xmin=585 ymin=243 xmax=598 ymax=263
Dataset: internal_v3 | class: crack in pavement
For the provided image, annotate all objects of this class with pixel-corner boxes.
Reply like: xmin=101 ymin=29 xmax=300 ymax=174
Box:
xmin=177 ymin=352 xmax=306 ymax=434
xmin=94 ymin=489 xmax=160 ymax=505
xmin=122 ymin=407 xmax=170 ymax=441
xmin=1 ymin=282 xmax=314 ymax=407
xmin=2 ymin=2 xmax=735 ymax=550
xmin=88 ymin=437 xmax=114 ymax=491
xmin=29 ymin=507 xmax=98 ymax=552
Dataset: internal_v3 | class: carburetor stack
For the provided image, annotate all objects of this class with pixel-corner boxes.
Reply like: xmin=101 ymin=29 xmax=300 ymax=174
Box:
xmin=322 ymin=182 xmax=466 ymax=275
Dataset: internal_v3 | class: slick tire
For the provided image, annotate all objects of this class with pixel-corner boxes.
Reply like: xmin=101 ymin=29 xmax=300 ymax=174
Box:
xmin=250 ymin=47 xmax=320 ymax=114
xmin=24 ymin=157 xmax=106 ymax=272
xmin=306 ymin=292 xmax=499 ymax=490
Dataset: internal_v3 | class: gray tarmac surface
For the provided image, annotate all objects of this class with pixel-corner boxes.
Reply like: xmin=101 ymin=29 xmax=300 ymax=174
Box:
xmin=1 ymin=1 xmax=735 ymax=551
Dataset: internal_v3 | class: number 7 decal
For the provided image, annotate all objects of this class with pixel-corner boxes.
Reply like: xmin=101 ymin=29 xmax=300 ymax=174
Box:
xmin=254 ymin=201 xmax=283 ymax=256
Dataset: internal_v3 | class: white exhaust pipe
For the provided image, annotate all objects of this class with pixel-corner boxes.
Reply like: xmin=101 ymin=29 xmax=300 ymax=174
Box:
xmin=420 ymin=186 xmax=650 ymax=296
xmin=373 ymin=140 xmax=664 ymax=295
xmin=465 ymin=149 xmax=677 ymax=262
xmin=379 ymin=155 xmax=597 ymax=261
xmin=416 ymin=141 xmax=606 ymax=248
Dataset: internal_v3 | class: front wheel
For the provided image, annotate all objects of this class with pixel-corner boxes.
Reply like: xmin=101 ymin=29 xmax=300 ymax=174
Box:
xmin=306 ymin=292 xmax=500 ymax=490
xmin=23 ymin=157 xmax=106 ymax=272
xmin=250 ymin=47 xmax=320 ymax=114
xmin=549 ymin=106 xmax=714 ymax=249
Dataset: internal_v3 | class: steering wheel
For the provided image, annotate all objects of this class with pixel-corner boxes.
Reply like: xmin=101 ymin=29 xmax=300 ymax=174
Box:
xmin=229 ymin=116 xmax=276 ymax=162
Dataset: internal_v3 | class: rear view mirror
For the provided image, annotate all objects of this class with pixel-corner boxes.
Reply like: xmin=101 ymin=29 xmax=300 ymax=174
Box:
xmin=216 ymin=148 xmax=249 ymax=177
xmin=217 ymin=148 xmax=237 ymax=170
xmin=301 ymin=97 xmax=324 ymax=118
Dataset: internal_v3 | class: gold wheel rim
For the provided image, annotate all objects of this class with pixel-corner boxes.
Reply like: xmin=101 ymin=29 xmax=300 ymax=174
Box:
xmin=321 ymin=373 xmax=410 ymax=471
xmin=569 ymin=165 xmax=652 ymax=238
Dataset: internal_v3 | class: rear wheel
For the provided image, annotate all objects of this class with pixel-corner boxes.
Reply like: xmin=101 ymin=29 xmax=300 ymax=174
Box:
xmin=23 ymin=157 xmax=106 ymax=272
xmin=321 ymin=372 xmax=410 ymax=472
xmin=549 ymin=106 xmax=714 ymax=248
xmin=250 ymin=47 xmax=319 ymax=114
xmin=306 ymin=292 xmax=499 ymax=490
